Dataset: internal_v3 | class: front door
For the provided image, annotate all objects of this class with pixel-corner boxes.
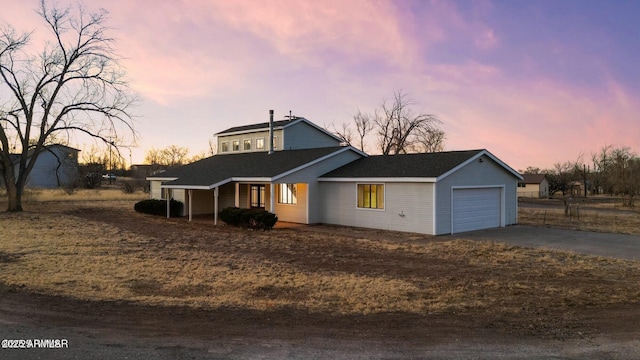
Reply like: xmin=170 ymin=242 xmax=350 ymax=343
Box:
xmin=250 ymin=185 xmax=265 ymax=208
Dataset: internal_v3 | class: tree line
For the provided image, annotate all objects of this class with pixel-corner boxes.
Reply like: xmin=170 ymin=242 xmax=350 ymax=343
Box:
xmin=523 ymin=145 xmax=640 ymax=206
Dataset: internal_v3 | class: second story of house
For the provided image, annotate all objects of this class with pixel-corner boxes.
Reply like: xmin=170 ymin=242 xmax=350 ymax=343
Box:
xmin=215 ymin=115 xmax=343 ymax=154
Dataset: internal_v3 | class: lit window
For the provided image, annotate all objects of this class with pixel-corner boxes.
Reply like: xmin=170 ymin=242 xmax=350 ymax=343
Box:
xmin=221 ymin=142 xmax=229 ymax=152
xmin=243 ymin=139 xmax=251 ymax=151
xmin=256 ymin=138 xmax=265 ymax=150
xmin=357 ymin=184 xmax=384 ymax=209
xmin=232 ymin=140 xmax=240 ymax=151
xmin=278 ymin=184 xmax=297 ymax=205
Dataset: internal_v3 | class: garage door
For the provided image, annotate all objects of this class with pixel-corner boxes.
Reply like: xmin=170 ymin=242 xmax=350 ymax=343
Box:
xmin=452 ymin=188 xmax=501 ymax=233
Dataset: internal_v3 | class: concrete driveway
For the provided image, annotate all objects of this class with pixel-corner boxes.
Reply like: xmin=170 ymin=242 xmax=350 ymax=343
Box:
xmin=450 ymin=225 xmax=640 ymax=261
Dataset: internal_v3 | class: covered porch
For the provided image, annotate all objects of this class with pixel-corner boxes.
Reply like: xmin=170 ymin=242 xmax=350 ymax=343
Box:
xmin=162 ymin=181 xmax=309 ymax=225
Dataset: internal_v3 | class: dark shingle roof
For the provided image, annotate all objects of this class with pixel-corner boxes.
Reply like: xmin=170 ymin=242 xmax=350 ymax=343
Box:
xmin=215 ymin=119 xmax=296 ymax=135
xmin=521 ymin=173 xmax=546 ymax=184
xmin=321 ymin=150 xmax=484 ymax=178
xmin=152 ymin=147 xmax=349 ymax=188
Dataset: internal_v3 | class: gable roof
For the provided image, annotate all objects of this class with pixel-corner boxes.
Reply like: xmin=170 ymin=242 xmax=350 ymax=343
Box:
xmin=149 ymin=146 xmax=359 ymax=189
xmin=521 ymin=173 xmax=547 ymax=184
xmin=320 ymin=149 xmax=522 ymax=181
xmin=215 ymin=117 xmax=343 ymax=142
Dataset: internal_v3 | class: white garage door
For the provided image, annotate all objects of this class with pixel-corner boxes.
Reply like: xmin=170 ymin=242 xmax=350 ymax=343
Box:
xmin=452 ymin=188 xmax=501 ymax=233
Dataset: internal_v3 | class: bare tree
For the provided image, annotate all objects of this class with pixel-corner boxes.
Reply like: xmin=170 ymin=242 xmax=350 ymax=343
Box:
xmin=353 ymin=109 xmax=374 ymax=152
xmin=0 ymin=0 xmax=136 ymax=211
xmin=329 ymin=121 xmax=353 ymax=147
xmin=375 ymin=90 xmax=442 ymax=155
xmin=144 ymin=145 xmax=191 ymax=168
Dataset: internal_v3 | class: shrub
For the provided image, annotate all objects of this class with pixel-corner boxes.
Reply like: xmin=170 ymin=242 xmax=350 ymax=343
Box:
xmin=219 ymin=207 xmax=278 ymax=230
xmin=134 ymin=199 xmax=183 ymax=217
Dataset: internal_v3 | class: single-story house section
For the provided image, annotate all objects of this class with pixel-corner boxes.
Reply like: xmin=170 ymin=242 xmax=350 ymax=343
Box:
xmin=148 ymin=146 xmax=365 ymax=224
xmin=147 ymin=114 xmax=523 ymax=234
xmin=318 ymin=150 xmax=522 ymax=235
xmin=518 ymin=173 xmax=549 ymax=198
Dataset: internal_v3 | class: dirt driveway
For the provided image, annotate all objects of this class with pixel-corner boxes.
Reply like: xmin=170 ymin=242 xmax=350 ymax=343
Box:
xmin=451 ymin=225 xmax=640 ymax=261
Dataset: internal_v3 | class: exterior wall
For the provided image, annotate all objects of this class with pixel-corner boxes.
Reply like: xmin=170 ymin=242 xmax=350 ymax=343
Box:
xmin=274 ymin=183 xmax=308 ymax=223
xmin=218 ymin=129 xmax=283 ymax=154
xmin=150 ymin=180 xmax=163 ymax=199
xmin=21 ymin=146 xmax=79 ymax=188
xmin=278 ymin=149 xmax=362 ymax=223
xmin=282 ymin=122 xmax=341 ymax=150
xmin=435 ymin=154 xmax=518 ymax=235
xmin=517 ymin=179 xmax=549 ymax=198
xmin=318 ymin=182 xmax=435 ymax=234
xmin=518 ymin=184 xmax=541 ymax=198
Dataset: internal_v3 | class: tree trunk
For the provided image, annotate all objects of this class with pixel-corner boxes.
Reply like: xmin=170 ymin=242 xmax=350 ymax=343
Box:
xmin=5 ymin=179 xmax=23 ymax=212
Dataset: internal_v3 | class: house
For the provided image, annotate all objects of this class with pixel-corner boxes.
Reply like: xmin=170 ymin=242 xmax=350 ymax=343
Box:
xmin=147 ymin=113 xmax=522 ymax=234
xmin=517 ymin=174 xmax=549 ymax=198
xmin=4 ymin=144 xmax=80 ymax=189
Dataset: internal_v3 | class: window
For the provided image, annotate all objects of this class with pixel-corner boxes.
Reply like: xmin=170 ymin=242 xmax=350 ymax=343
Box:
xmin=256 ymin=138 xmax=265 ymax=150
xmin=221 ymin=141 xmax=229 ymax=152
xmin=357 ymin=184 xmax=384 ymax=209
xmin=232 ymin=140 xmax=240 ymax=151
xmin=250 ymin=185 xmax=265 ymax=208
xmin=243 ymin=139 xmax=251 ymax=151
xmin=278 ymin=184 xmax=297 ymax=205
xmin=273 ymin=136 xmax=278 ymax=150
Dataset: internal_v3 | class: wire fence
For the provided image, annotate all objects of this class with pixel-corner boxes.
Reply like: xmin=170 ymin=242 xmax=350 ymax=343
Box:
xmin=519 ymin=206 xmax=640 ymax=235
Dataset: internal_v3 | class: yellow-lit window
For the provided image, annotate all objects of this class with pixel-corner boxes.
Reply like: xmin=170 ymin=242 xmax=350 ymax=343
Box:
xmin=278 ymin=183 xmax=297 ymax=205
xmin=357 ymin=184 xmax=384 ymax=209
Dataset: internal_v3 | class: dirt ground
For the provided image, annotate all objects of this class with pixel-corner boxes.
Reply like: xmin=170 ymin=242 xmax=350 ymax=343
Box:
xmin=1 ymin=201 xmax=640 ymax=359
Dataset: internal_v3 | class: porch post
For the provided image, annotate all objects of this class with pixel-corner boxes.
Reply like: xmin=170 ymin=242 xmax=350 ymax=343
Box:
xmin=188 ymin=189 xmax=193 ymax=222
xmin=166 ymin=188 xmax=171 ymax=219
xmin=269 ymin=183 xmax=275 ymax=213
xmin=235 ymin=183 xmax=240 ymax=207
xmin=214 ymin=186 xmax=219 ymax=225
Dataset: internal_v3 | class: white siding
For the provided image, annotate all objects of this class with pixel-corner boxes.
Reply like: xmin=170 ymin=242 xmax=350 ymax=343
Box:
xmin=150 ymin=180 xmax=163 ymax=199
xmin=319 ymin=182 xmax=435 ymax=234
xmin=218 ymin=129 xmax=283 ymax=153
xmin=274 ymin=183 xmax=308 ymax=223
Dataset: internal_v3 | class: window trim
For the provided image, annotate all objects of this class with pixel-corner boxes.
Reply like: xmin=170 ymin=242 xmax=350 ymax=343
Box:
xmin=278 ymin=183 xmax=298 ymax=205
xmin=232 ymin=140 xmax=240 ymax=152
xmin=220 ymin=141 xmax=229 ymax=153
xmin=243 ymin=138 xmax=251 ymax=151
xmin=356 ymin=183 xmax=385 ymax=211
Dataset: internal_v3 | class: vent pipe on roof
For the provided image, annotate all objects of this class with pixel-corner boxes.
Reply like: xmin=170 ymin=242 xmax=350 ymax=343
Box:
xmin=268 ymin=109 xmax=274 ymax=154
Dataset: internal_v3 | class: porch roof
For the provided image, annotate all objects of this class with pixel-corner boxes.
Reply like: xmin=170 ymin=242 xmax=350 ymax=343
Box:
xmin=154 ymin=146 xmax=354 ymax=189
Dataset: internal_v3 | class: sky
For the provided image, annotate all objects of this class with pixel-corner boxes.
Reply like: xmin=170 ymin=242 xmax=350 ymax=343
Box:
xmin=2 ymin=0 xmax=639 ymax=171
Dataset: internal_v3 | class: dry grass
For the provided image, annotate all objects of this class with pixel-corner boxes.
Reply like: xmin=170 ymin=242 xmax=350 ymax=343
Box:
xmin=1 ymin=200 xmax=640 ymax=317
xmin=18 ymin=188 xmax=148 ymax=203
xmin=519 ymin=206 xmax=640 ymax=235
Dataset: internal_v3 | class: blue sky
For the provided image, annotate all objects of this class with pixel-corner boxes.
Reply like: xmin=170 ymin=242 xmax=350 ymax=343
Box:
xmin=2 ymin=0 xmax=639 ymax=171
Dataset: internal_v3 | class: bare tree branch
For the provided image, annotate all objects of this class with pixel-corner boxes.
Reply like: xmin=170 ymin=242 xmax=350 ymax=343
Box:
xmin=0 ymin=0 xmax=137 ymax=211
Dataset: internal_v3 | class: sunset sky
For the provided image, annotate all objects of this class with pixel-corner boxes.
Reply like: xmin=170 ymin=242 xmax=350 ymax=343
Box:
xmin=2 ymin=0 xmax=639 ymax=171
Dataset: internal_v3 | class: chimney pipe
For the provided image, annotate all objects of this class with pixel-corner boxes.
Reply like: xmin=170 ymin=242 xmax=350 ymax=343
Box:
xmin=268 ymin=110 xmax=274 ymax=154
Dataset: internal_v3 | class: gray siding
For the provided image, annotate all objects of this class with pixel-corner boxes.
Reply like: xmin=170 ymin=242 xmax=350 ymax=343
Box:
xmin=278 ymin=149 xmax=362 ymax=223
xmin=435 ymin=154 xmax=518 ymax=235
xmin=283 ymin=122 xmax=341 ymax=150
xmin=21 ymin=146 xmax=79 ymax=188
xmin=319 ymin=182 xmax=435 ymax=234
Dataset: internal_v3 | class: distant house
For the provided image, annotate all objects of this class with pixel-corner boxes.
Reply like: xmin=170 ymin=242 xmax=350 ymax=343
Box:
xmin=147 ymin=114 xmax=522 ymax=235
xmin=518 ymin=174 xmax=549 ymax=198
xmin=6 ymin=144 xmax=80 ymax=189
